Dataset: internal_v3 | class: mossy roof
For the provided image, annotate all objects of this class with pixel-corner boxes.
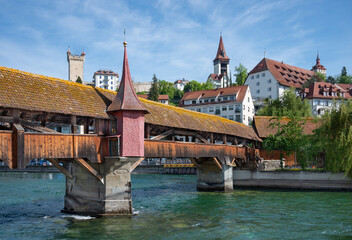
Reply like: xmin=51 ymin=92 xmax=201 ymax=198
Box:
xmin=0 ymin=66 xmax=261 ymax=141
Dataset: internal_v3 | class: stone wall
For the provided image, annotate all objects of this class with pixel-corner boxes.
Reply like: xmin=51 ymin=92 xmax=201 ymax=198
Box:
xmin=233 ymin=170 xmax=352 ymax=191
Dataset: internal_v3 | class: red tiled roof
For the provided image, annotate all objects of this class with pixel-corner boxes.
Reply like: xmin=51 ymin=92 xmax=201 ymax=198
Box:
xmin=213 ymin=36 xmax=229 ymax=63
xmin=303 ymin=82 xmax=351 ymax=99
xmin=179 ymin=85 xmax=248 ymax=107
xmin=253 ymin=116 xmax=320 ymax=139
xmin=93 ymin=70 xmax=119 ymax=77
xmin=248 ymin=58 xmax=314 ymax=88
xmin=336 ymin=83 xmax=352 ymax=94
xmin=208 ymin=73 xmax=223 ymax=81
xmin=139 ymin=95 xmax=169 ymax=100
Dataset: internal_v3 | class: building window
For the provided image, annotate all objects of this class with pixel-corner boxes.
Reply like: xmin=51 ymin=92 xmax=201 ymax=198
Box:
xmin=223 ymin=96 xmax=228 ymax=101
xmin=248 ymin=107 xmax=250 ymax=112
xmin=223 ymin=115 xmax=227 ymax=119
xmin=229 ymin=105 xmax=234 ymax=110
xmin=235 ymin=105 xmax=241 ymax=113
xmin=256 ymin=82 xmax=260 ymax=86
xmin=243 ymin=105 xmax=245 ymax=110
xmin=192 ymin=100 xmax=196 ymax=104
xmin=235 ymin=115 xmax=241 ymax=122
xmin=256 ymin=74 xmax=259 ymax=78
xmin=248 ymin=97 xmax=250 ymax=102
xmin=251 ymin=76 xmax=254 ymax=79
xmin=256 ymin=90 xmax=260 ymax=94
xmin=204 ymin=99 xmax=209 ymax=103
xmin=203 ymin=108 xmax=207 ymax=113
xmin=229 ymin=115 xmax=234 ymax=120
xmin=222 ymin=106 xmax=227 ymax=111
xmin=210 ymin=98 xmax=215 ymax=102
xmin=197 ymin=108 xmax=201 ymax=112
xmin=243 ymin=115 xmax=245 ymax=121
xmin=209 ymin=107 xmax=214 ymax=113
xmin=268 ymin=87 xmax=272 ymax=91
xmin=268 ymin=95 xmax=272 ymax=98
xmin=190 ymin=109 xmax=195 ymax=111
xmin=229 ymin=96 xmax=235 ymax=100
xmin=215 ymin=107 xmax=220 ymax=115
xmin=268 ymin=79 xmax=272 ymax=83
xmin=261 ymin=73 xmax=265 ymax=77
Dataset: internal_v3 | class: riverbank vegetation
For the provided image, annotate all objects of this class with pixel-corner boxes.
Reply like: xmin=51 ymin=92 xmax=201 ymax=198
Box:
xmin=261 ymin=89 xmax=352 ymax=177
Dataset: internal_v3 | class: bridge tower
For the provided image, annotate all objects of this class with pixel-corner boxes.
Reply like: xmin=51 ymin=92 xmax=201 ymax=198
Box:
xmin=67 ymin=49 xmax=85 ymax=82
xmin=213 ymin=35 xmax=230 ymax=88
xmin=63 ymin=41 xmax=148 ymax=216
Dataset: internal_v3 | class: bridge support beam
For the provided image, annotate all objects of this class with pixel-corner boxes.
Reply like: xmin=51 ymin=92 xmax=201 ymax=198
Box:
xmin=197 ymin=157 xmax=233 ymax=191
xmin=63 ymin=157 xmax=142 ymax=216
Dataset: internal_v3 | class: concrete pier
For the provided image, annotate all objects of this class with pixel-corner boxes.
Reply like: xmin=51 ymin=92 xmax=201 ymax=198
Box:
xmin=197 ymin=158 xmax=233 ymax=191
xmin=63 ymin=157 xmax=141 ymax=216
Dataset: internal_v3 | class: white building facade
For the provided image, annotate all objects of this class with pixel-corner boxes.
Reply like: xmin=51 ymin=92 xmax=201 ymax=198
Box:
xmin=93 ymin=70 xmax=119 ymax=91
xmin=174 ymin=79 xmax=189 ymax=91
xmin=180 ymin=86 xmax=254 ymax=126
xmin=245 ymin=58 xmax=315 ymax=112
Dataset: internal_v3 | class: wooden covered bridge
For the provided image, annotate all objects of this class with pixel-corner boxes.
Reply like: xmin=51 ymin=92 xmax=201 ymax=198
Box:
xmin=0 ymin=42 xmax=261 ymax=215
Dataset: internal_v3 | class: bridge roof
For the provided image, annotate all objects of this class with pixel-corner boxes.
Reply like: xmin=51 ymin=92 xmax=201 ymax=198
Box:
xmin=0 ymin=66 xmax=260 ymax=141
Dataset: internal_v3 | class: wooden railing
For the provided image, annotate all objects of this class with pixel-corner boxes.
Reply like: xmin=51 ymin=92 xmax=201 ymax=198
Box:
xmin=260 ymin=150 xmax=296 ymax=166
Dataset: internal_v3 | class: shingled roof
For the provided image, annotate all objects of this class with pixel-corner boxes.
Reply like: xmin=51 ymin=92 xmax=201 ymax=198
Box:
xmin=213 ymin=36 xmax=229 ymax=63
xmin=248 ymin=58 xmax=314 ymax=88
xmin=253 ymin=116 xmax=320 ymax=139
xmin=0 ymin=66 xmax=261 ymax=141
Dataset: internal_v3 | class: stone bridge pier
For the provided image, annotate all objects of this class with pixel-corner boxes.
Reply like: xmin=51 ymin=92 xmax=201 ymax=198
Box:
xmin=63 ymin=157 xmax=143 ymax=216
xmin=196 ymin=157 xmax=234 ymax=191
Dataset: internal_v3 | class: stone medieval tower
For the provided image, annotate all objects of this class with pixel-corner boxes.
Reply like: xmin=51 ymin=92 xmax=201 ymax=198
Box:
xmin=67 ymin=49 xmax=85 ymax=82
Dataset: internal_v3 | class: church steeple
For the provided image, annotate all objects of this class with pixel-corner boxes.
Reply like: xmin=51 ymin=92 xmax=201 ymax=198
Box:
xmin=213 ymin=35 xmax=230 ymax=63
xmin=213 ymin=35 xmax=230 ymax=88
xmin=311 ymin=51 xmax=326 ymax=77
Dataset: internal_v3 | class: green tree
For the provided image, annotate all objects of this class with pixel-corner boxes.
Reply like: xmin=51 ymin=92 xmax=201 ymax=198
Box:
xmin=184 ymin=80 xmax=202 ymax=92
xmin=159 ymin=80 xmax=176 ymax=99
xmin=148 ymin=74 xmax=159 ymax=101
xmin=326 ymin=76 xmax=336 ymax=84
xmin=202 ymin=79 xmax=215 ymax=90
xmin=301 ymin=72 xmax=326 ymax=88
xmin=313 ymin=101 xmax=352 ymax=177
xmin=233 ymin=63 xmax=248 ymax=86
xmin=336 ymin=66 xmax=352 ymax=84
xmin=76 ymin=76 xmax=82 ymax=84
xmin=257 ymin=88 xmax=312 ymax=117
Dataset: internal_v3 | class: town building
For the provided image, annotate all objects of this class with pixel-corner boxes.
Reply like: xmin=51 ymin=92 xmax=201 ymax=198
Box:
xmin=311 ymin=54 xmax=326 ymax=77
xmin=67 ymin=49 xmax=85 ymax=82
xmin=134 ymin=82 xmax=152 ymax=93
xmin=245 ymin=58 xmax=315 ymax=111
xmin=174 ymin=79 xmax=189 ymax=91
xmin=139 ymin=94 xmax=169 ymax=104
xmin=92 ymin=70 xmax=119 ymax=91
xmin=179 ymin=85 xmax=254 ymax=126
xmin=207 ymin=36 xmax=231 ymax=88
xmin=300 ymin=82 xmax=351 ymax=115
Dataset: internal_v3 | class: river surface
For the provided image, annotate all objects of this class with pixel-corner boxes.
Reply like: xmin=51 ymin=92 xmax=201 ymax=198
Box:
xmin=0 ymin=172 xmax=351 ymax=240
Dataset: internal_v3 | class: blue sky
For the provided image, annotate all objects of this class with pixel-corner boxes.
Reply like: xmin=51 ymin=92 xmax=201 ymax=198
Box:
xmin=0 ymin=0 xmax=351 ymax=83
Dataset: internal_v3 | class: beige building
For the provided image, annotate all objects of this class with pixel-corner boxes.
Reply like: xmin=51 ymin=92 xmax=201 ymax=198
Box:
xmin=67 ymin=49 xmax=85 ymax=82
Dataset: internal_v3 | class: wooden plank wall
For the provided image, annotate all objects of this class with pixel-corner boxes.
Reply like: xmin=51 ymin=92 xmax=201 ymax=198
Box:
xmin=0 ymin=131 xmax=12 ymax=167
xmin=144 ymin=140 xmax=246 ymax=159
xmin=259 ymin=150 xmax=296 ymax=166
xmin=23 ymin=133 xmax=106 ymax=168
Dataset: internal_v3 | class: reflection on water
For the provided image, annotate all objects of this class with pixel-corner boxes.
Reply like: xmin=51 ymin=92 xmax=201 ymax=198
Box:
xmin=0 ymin=172 xmax=351 ymax=240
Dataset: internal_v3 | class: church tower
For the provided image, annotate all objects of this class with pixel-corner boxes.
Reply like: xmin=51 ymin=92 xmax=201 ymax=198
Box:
xmin=67 ymin=49 xmax=85 ymax=82
xmin=213 ymin=35 xmax=230 ymax=87
xmin=311 ymin=53 xmax=326 ymax=77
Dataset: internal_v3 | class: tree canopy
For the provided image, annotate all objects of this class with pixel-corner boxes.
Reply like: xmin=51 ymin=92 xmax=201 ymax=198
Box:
xmin=313 ymin=101 xmax=352 ymax=177
xmin=148 ymin=74 xmax=159 ymax=101
xmin=336 ymin=66 xmax=352 ymax=84
xmin=75 ymin=76 xmax=82 ymax=84
xmin=233 ymin=63 xmax=248 ymax=86
xmin=184 ymin=80 xmax=213 ymax=92
xmin=257 ymin=88 xmax=312 ymax=117
xmin=301 ymin=72 xmax=326 ymax=88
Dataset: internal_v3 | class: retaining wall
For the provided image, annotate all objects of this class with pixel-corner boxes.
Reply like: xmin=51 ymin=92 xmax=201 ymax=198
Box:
xmin=233 ymin=170 xmax=352 ymax=191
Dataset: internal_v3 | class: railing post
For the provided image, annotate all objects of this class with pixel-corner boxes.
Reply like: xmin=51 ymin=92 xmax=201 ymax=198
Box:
xmin=11 ymin=124 xmax=24 ymax=169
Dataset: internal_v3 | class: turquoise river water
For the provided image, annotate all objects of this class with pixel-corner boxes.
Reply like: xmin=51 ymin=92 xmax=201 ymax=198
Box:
xmin=0 ymin=172 xmax=351 ymax=240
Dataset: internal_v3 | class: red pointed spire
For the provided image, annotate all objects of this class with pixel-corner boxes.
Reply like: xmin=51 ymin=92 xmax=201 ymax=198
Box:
xmin=107 ymin=41 xmax=148 ymax=113
xmin=213 ymin=35 xmax=230 ymax=63
xmin=316 ymin=53 xmax=320 ymax=65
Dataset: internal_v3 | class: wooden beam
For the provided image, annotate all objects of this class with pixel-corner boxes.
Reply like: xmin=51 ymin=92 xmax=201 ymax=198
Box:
xmin=71 ymin=115 xmax=77 ymax=134
xmin=11 ymin=124 xmax=24 ymax=169
xmin=73 ymin=158 xmax=103 ymax=183
xmin=131 ymin=158 xmax=145 ymax=171
xmin=223 ymin=134 xmax=227 ymax=144
xmin=189 ymin=157 xmax=200 ymax=168
xmin=145 ymin=123 xmax=150 ymax=139
xmin=151 ymin=129 xmax=173 ymax=140
xmin=195 ymin=133 xmax=209 ymax=144
xmin=212 ymin=157 xmax=222 ymax=171
xmin=47 ymin=159 xmax=73 ymax=179
xmin=210 ymin=133 xmax=214 ymax=143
